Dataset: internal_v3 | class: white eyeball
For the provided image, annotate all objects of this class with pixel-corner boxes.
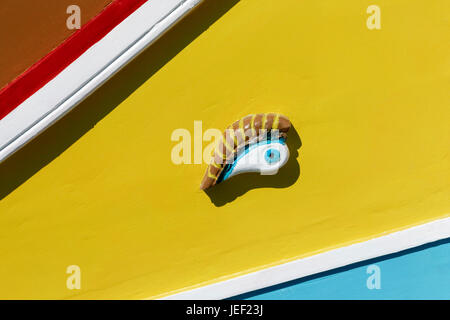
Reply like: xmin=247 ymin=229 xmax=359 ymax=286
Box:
xmin=219 ymin=139 xmax=290 ymax=182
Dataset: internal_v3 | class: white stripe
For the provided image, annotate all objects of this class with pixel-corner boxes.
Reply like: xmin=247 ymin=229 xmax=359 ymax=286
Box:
xmin=0 ymin=0 xmax=203 ymax=163
xmin=161 ymin=216 xmax=450 ymax=299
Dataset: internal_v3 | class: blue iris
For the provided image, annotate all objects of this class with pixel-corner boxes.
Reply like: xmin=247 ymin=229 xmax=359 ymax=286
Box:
xmin=265 ymin=149 xmax=280 ymax=164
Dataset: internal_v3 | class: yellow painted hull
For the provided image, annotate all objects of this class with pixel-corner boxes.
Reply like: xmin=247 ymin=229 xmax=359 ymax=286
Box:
xmin=0 ymin=0 xmax=448 ymax=299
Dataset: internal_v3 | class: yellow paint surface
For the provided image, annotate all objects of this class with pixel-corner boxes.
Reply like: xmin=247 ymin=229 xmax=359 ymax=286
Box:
xmin=0 ymin=0 xmax=449 ymax=299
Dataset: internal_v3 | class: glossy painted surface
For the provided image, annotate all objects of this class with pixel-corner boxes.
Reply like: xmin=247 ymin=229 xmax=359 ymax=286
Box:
xmin=234 ymin=239 xmax=450 ymax=300
xmin=0 ymin=0 xmax=448 ymax=299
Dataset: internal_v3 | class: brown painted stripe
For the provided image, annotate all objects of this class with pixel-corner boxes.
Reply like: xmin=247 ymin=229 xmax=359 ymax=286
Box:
xmin=0 ymin=0 xmax=113 ymax=91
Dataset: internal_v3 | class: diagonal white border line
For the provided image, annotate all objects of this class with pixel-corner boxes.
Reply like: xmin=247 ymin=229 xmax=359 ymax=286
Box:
xmin=0 ymin=0 xmax=203 ymax=163
xmin=161 ymin=216 xmax=450 ymax=299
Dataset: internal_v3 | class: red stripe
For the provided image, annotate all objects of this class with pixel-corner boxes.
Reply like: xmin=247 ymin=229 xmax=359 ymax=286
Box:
xmin=0 ymin=0 xmax=148 ymax=120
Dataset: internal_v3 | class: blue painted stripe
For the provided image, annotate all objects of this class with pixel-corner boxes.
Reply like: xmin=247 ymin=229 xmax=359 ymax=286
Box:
xmin=230 ymin=238 xmax=450 ymax=300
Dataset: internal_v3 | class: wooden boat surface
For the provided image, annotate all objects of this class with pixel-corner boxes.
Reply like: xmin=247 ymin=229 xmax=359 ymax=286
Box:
xmin=0 ymin=0 xmax=448 ymax=299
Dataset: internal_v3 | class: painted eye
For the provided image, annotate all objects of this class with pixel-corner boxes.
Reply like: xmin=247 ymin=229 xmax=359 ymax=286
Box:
xmin=218 ymin=138 xmax=290 ymax=183
xmin=265 ymin=149 xmax=281 ymax=164
xmin=200 ymin=113 xmax=292 ymax=190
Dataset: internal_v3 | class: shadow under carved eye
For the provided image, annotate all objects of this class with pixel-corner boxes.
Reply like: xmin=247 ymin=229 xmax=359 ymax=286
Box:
xmin=202 ymin=113 xmax=302 ymax=207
